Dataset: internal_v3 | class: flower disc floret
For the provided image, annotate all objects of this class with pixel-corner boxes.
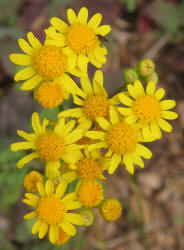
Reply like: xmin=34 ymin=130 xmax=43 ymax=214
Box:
xmin=107 ymin=122 xmax=139 ymax=155
xmin=36 ymin=132 xmax=66 ymax=162
xmin=133 ymin=95 xmax=162 ymax=123
xmin=76 ymin=157 xmax=102 ymax=180
xmin=66 ymin=24 xmax=98 ymax=54
xmin=34 ymin=46 xmax=68 ymax=80
xmin=83 ymin=94 xmax=110 ymax=120
xmin=78 ymin=180 xmax=103 ymax=207
xmin=35 ymin=81 xmax=67 ymax=108
xmin=100 ymin=199 xmax=122 ymax=221
xmin=37 ymin=194 xmax=66 ymax=224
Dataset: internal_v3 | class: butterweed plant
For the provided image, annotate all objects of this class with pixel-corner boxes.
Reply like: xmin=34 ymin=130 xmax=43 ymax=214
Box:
xmin=9 ymin=7 xmax=178 ymax=246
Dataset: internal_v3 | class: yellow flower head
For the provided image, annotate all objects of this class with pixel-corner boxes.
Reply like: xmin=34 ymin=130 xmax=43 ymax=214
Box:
xmin=11 ymin=112 xmax=84 ymax=179
xmin=77 ymin=180 xmax=104 ymax=207
xmin=117 ymin=80 xmax=178 ymax=140
xmin=53 ymin=227 xmax=70 ymax=245
xmin=34 ymin=80 xmax=69 ymax=108
xmin=85 ymin=106 xmax=152 ymax=175
xmin=23 ymin=171 xmax=44 ymax=193
xmin=58 ymin=70 xmax=119 ymax=130
xmin=23 ymin=179 xmax=84 ymax=243
xmin=61 ymin=150 xmax=106 ymax=182
xmin=45 ymin=7 xmax=111 ymax=71
xmin=9 ymin=32 xmax=83 ymax=96
xmin=99 ymin=199 xmax=122 ymax=222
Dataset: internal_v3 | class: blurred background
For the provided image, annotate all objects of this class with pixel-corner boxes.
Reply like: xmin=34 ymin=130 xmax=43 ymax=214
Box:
xmin=0 ymin=0 xmax=184 ymax=249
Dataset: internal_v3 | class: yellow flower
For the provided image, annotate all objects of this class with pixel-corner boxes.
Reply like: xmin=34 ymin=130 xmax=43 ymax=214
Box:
xmin=34 ymin=80 xmax=69 ymax=108
xmin=99 ymin=199 xmax=122 ymax=221
xmin=45 ymin=7 xmax=111 ymax=71
xmin=9 ymin=32 xmax=83 ymax=96
xmin=117 ymin=80 xmax=178 ymax=140
xmin=85 ymin=106 xmax=152 ymax=175
xmin=60 ymin=150 xmax=106 ymax=182
xmin=23 ymin=171 xmax=44 ymax=193
xmin=77 ymin=180 xmax=104 ymax=207
xmin=11 ymin=112 xmax=84 ymax=179
xmin=23 ymin=180 xmax=84 ymax=243
xmin=53 ymin=227 xmax=70 ymax=245
xmin=58 ymin=70 xmax=119 ymax=130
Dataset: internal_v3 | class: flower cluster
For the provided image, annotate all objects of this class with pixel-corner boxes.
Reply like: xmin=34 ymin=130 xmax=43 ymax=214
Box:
xmin=10 ymin=7 xmax=178 ymax=246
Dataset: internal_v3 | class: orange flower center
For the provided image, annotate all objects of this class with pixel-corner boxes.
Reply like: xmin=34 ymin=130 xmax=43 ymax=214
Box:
xmin=107 ymin=122 xmax=138 ymax=155
xmin=66 ymin=24 xmax=98 ymax=54
xmin=37 ymin=194 xmax=66 ymax=224
xmin=34 ymin=46 xmax=68 ymax=80
xmin=83 ymin=94 xmax=110 ymax=120
xmin=133 ymin=95 xmax=162 ymax=123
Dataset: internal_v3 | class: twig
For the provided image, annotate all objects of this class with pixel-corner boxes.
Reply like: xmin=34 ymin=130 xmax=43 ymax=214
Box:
xmin=143 ymin=33 xmax=172 ymax=60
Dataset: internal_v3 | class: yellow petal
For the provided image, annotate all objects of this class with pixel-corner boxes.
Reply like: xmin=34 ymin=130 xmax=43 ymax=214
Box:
xmin=27 ymin=32 xmax=42 ymax=50
xmin=25 ymin=193 xmax=39 ymax=203
xmin=134 ymin=80 xmax=145 ymax=96
xmin=45 ymin=161 xmax=61 ymax=179
xmin=157 ymin=118 xmax=172 ymax=132
xmin=9 ymin=54 xmax=32 ymax=66
xmin=17 ymin=152 xmax=38 ymax=169
xmin=62 ymin=192 xmax=76 ymax=202
xmin=67 ymin=8 xmax=77 ymax=25
xmin=85 ymin=131 xmax=106 ymax=140
xmin=50 ymin=17 xmax=68 ymax=33
xmin=123 ymin=155 xmax=134 ymax=175
xmin=65 ymin=129 xmax=84 ymax=145
xmin=62 ymin=171 xmax=77 ymax=183
xmin=22 ymin=198 xmax=37 ymax=207
xmin=118 ymin=93 xmax=133 ymax=106
xmin=162 ymin=111 xmax=178 ymax=120
xmin=21 ymin=74 xmax=42 ymax=90
xmin=160 ymin=100 xmax=176 ymax=110
xmin=117 ymin=107 xmax=132 ymax=116
xmin=109 ymin=106 xmax=119 ymax=124
xmin=39 ymin=222 xmax=48 ymax=239
xmin=150 ymin=122 xmax=162 ymax=139
xmin=87 ymin=51 xmax=102 ymax=68
xmin=64 ymin=200 xmax=81 ymax=210
xmin=24 ymin=211 xmax=37 ymax=220
xmin=136 ymin=144 xmax=152 ymax=159
xmin=88 ymin=13 xmax=102 ymax=28
xmin=60 ymin=221 xmax=76 ymax=236
xmin=93 ymin=48 xmax=106 ymax=64
xmin=88 ymin=142 xmax=107 ymax=151
xmin=80 ymin=76 xmax=93 ymax=95
xmin=146 ymin=81 xmax=156 ymax=95
xmin=77 ymin=54 xmax=89 ymax=72
xmin=64 ymin=213 xmax=84 ymax=225
xmin=17 ymin=130 xmax=36 ymax=142
xmin=58 ymin=108 xmax=83 ymax=118
xmin=95 ymin=25 xmax=111 ymax=35
xmin=18 ymin=38 xmax=34 ymax=55
xmin=49 ymin=224 xmax=59 ymax=243
xmin=155 ymin=88 xmax=165 ymax=100
xmin=32 ymin=112 xmax=43 ymax=135
xmin=77 ymin=7 xmax=88 ymax=24
xmin=32 ymin=220 xmax=42 ymax=234
xmin=96 ymin=117 xmax=111 ymax=131
xmin=62 ymin=120 xmax=76 ymax=136
xmin=37 ymin=182 xmax=45 ymax=197
xmin=108 ymin=153 xmax=121 ymax=174
xmin=56 ymin=181 xmax=68 ymax=197
xmin=14 ymin=66 xmax=36 ymax=82
xmin=11 ymin=141 xmax=35 ymax=152
xmin=45 ymin=180 xmax=54 ymax=195
xmin=127 ymin=84 xmax=140 ymax=99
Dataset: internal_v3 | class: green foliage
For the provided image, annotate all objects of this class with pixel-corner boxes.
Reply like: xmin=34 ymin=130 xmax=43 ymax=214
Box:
xmin=0 ymin=230 xmax=14 ymax=250
xmin=121 ymin=0 xmax=140 ymax=13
